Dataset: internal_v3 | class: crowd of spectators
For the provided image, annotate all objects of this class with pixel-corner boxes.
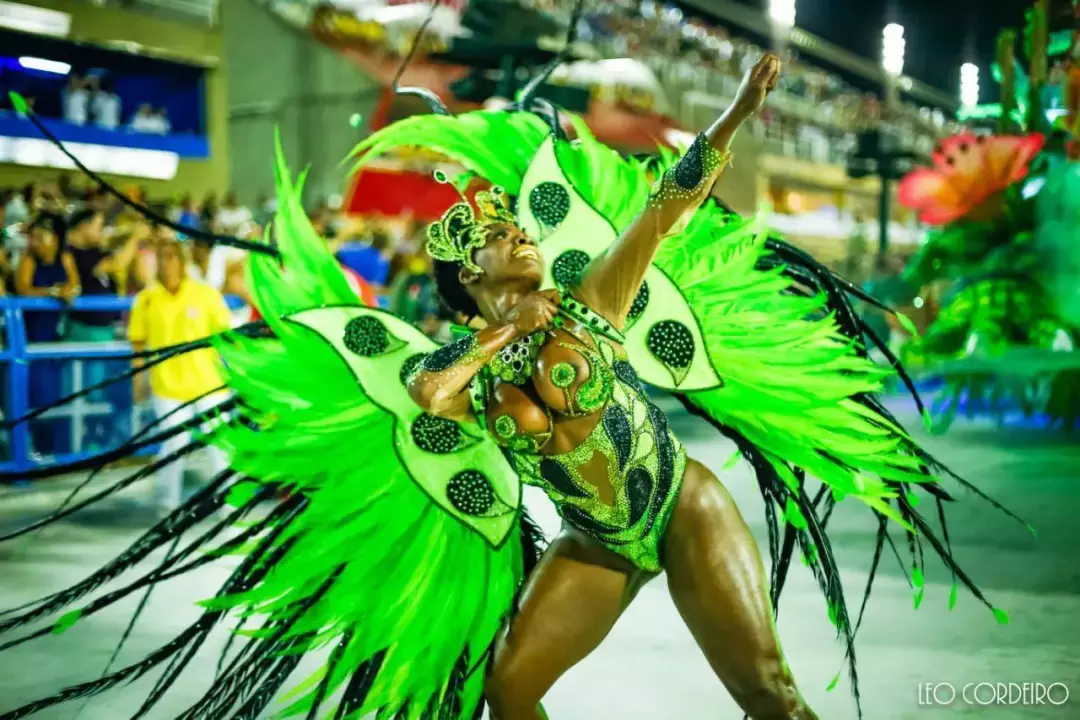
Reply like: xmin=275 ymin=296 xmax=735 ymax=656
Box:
xmin=0 ymin=174 xmax=451 ymax=470
xmin=2 ymin=70 xmax=173 ymax=136
xmin=523 ymin=0 xmax=960 ymax=162
xmin=0 ymin=176 xmax=448 ymax=343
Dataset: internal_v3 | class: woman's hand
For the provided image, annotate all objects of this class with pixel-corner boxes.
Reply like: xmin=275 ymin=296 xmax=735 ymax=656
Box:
xmin=505 ymin=290 xmax=560 ymax=337
xmin=58 ymin=285 xmax=80 ymax=303
xmin=731 ymin=53 xmax=781 ymax=120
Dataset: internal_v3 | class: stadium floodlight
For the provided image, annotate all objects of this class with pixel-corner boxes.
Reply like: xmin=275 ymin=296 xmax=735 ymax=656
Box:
xmin=769 ymin=0 xmax=796 ymax=29
xmin=882 ymin=23 xmax=905 ymax=77
xmin=960 ymin=63 xmax=980 ymax=108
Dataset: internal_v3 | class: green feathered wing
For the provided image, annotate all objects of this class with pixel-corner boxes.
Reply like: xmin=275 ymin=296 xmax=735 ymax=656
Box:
xmin=355 ymin=111 xmax=927 ymax=522
xmin=210 ymin=142 xmax=526 ymax=719
xmin=352 ymin=111 xmax=1021 ymax=708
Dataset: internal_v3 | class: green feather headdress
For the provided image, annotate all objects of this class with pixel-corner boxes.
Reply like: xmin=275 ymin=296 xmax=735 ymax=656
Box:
xmin=426 ymin=169 xmax=517 ymax=273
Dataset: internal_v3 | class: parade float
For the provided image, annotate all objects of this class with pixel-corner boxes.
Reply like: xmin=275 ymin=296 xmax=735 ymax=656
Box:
xmin=897 ymin=0 xmax=1080 ymax=429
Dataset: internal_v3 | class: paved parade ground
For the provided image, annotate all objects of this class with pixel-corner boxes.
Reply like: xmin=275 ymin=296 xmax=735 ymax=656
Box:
xmin=1 ymin=398 xmax=1077 ymax=719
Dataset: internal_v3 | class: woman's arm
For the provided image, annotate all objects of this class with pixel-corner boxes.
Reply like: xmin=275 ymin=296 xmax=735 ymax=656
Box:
xmin=407 ymin=323 xmax=520 ymax=421
xmin=14 ymin=255 xmax=50 ymax=297
xmin=59 ymin=252 xmax=81 ymax=301
xmin=574 ymin=54 xmax=780 ymax=328
xmin=407 ymin=290 xmax=559 ymax=421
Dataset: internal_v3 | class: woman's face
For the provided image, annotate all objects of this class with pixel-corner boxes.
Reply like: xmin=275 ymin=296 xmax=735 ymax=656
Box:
xmin=465 ymin=223 xmax=544 ymax=289
xmin=29 ymin=227 xmax=58 ymax=258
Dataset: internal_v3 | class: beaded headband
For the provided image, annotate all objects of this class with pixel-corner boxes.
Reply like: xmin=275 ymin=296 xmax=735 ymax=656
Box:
xmin=426 ymin=170 xmax=517 ymax=274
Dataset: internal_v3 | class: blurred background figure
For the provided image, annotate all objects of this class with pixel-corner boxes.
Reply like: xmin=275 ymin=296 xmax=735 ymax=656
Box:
xmin=389 ymin=253 xmax=441 ymax=337
xmin=14 ymin=212 xmax=80 ymax=335
xmin=129 ymin=103 xmax=162 ymax=134
xmin=64 ymin=209 xmax=120 ymax=344
xmin=62 ymin=73 xmax=89 ymax=127
xmin=128 ymin=239 xmax=231 ymax=512
xmin=90 ymin=75 xmax=122 ymax=131
xmin=64 ymin=207 xmax=130 ymax=450
xmin=4 ymin=185 xmax=30 ymax=228
xmin=199 ymin=192 xmax=219 ymax=231
xmin=14 ymin=212 xmax=80 ymax=457
xmin=171 ymin=194 xmax=200 ymax=228
xmin=214 ymin=192 xmax=252 ymax=236
xmin=153 ymin=107 xmax=171 ymax=135
xmin=0 ymin=195 xmax=12 ymax=294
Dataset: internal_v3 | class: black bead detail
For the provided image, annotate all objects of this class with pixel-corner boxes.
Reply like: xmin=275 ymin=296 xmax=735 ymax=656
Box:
xmin=613 ymin=360 xmax=645 ymax=394
xmin=539 ymin=458 xmax=590 ymax=498
xmin=602 ymin=405 xmax=633 ymax=471
xmin=626 ymin=467 xmax=654 ymax=526
xmin=628 ymin=281 xmax=650 ymax=320
xmin=423 ymin=335 xmax=477 ymax=372
xmin=642 ymin=401 xmax=675 ymax=537
xmin=411 ymin=413 xmax=462 ymax=454
xmin=671 ymin=135 xmax=707 ymax=190
xmin=552 ymin=250 xmax=590 ymax=288
xmin=560 ymin=504 xmax=627 ymax=540
xmin=446 ymin=470 xmax=496 ymax=516
xmin=399 ymin=353 xmax=426 ymax=385
xmin=529 ymin=182 xmax=571 ymax=229
xmin=343 ymin=316 xmax=390 ymax=357
xmin=646 ymin=320 xmax=695 ymax=369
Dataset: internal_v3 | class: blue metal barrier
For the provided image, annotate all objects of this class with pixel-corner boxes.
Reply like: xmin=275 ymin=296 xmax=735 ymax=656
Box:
xmin=1 ymin=295 xmax=243 ymax=474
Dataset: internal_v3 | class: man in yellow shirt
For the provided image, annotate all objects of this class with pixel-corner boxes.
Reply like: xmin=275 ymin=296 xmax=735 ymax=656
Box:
xmin=129 ymin=238 xmax=231 ymax=511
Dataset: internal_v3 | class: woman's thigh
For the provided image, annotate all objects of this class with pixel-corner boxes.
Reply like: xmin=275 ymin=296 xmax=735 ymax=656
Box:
xmin=663 ymin=459 xmax=809 ymax=716
xmin=489 ymin=530 xmax=649 ymax=707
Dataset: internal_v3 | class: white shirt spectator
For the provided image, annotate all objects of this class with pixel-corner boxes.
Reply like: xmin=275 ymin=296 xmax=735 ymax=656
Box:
xmin=63 ymin=86 xmax=89 ymax=126
xmin=130 ymin=106 xmax=156 ymax=133
xmin=187 ymin=244 xmax=241 ymax=291
xmin=4 ymin=193 xmax=28 ymax=226
xmin=215 ymin=202 xmax=253 ymax=237
xmin=154 ymin=109 xmax=171 ymax=135
xmin=130 ymin=105 xmax=169 ymax=135
xmin=188 ymin=244 xmax=249 ymax=327
xmin=92 ymin=91 xmax=121 ymax=130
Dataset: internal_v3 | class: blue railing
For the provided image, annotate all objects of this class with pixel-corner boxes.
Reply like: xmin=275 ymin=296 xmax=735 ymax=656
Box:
xmin=1 ymin=295 xmax=242 ymax=474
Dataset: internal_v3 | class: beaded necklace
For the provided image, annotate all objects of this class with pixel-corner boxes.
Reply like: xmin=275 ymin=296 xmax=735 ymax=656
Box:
xmin=487 ymin=331 xmax=547 ymax=385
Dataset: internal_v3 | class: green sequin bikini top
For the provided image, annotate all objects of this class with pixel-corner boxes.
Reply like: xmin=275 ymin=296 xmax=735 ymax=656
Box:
xmin=469 ymin=301 xmax=687 ymax=571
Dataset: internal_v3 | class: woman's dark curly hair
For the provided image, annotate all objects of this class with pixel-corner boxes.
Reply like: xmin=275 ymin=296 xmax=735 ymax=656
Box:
xmin=26 ymin=211 xmax=67 ymax=251
xmin=432 ymin=259 xmax=481 ymax=321
xmin=429 ymin=192 xmax=523 ymax=322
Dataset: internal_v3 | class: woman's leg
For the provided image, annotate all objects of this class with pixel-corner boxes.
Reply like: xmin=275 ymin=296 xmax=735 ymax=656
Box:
xmin=663 ymin=459 xmax=818 ymax=720
xmin=487 ymin=531 xmax=649 ymax=720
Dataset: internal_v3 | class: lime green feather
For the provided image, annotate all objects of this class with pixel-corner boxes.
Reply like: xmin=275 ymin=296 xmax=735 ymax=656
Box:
xmin=208 ymin=136 xmax=523 ymax=718
xmin=349 ymin=111 xmax=549 ymax=192
xmin=352 ymin=110 xmax=945 ymax=528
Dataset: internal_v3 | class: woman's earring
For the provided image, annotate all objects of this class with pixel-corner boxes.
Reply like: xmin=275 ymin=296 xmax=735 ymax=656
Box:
xmin=459 ymin=266 xmax=483 ymax=285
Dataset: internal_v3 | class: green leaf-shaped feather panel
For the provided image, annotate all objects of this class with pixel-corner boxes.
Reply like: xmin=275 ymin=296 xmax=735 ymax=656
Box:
xmin=287 ymin=305 xmax=522 ymax=547
xmin=518 ymin=136 xmax=723 ymax=391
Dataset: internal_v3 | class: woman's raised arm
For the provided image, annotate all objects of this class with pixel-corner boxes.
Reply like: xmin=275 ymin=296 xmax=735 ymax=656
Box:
xmin=574 ymin=53 xmax=780 ymax=328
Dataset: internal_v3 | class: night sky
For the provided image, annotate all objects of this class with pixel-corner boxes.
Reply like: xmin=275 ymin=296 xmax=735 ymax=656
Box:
xmin=728 ymin=0 xmax=1043 ymax=101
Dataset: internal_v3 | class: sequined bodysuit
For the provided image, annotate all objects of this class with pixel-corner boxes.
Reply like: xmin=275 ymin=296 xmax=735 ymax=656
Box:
xmin=470 ymin=304 xmax=687 ymax=572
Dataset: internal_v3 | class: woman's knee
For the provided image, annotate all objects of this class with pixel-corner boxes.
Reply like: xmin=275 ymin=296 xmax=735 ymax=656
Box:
xmin=730 ymin=658 xmax=809 ymax=719
xmin=484 ymin=661 xmax=540 ymax=718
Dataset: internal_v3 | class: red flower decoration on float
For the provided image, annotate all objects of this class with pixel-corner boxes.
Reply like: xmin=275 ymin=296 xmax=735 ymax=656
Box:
xmin=897 ymin=133 xmax=1044 ymax=225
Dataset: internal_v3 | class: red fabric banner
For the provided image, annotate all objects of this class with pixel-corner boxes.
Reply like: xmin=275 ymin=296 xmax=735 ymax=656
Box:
xmin=345 ymin=166 xmax=475 ymax=220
